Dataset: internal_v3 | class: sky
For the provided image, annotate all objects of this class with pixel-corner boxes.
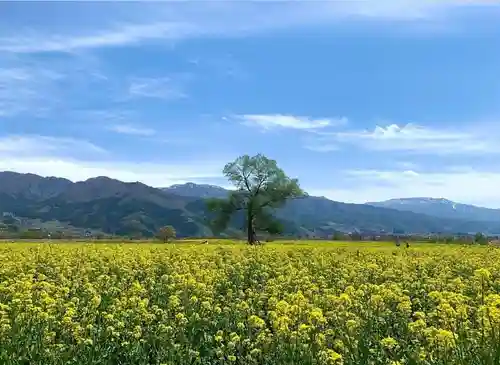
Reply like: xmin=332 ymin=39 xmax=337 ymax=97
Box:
xmin=1 ymin=1 xmax=500 ymax=207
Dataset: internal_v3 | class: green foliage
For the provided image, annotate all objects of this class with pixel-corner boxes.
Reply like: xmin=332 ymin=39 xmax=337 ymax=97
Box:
xmin=474 ymin=232 xmax=488 ymax=245
xmin=158 ymin=225 xmax=176 ymax=243
xmin=207 ymin=154 xmax=304 ymax=244
xmin=4 ymin=171 xmax=500 ymax=239
xmin=19 ymin=229 xmax=46 ymax=239
xmin=2 ymin=216 xmax=16 ymax=225
xmin=332 ymin=231 xmax=345 ymax=241
xmin=206 ymin=192 xmax=245 ymax=234
xmin=350 ymin=232 xmax=362 ymax=241
xmin=2 ymin=242 xmax=500 ymax=364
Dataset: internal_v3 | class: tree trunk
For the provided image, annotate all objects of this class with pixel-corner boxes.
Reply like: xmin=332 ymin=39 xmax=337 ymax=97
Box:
xmin=247 ymin=210 xmax=255 ymax=245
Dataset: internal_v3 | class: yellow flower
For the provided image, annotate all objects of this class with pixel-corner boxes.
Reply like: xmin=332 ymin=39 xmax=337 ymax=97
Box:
xmin=0 ymin=239 xmax=499 ymax=364
xmin=380 ymin=336 xmax=398 ymax=350
xmin=346 ymin=319 xmax=358 ymax=333
xmin=319 ymin=349 xmax=343 ymax=364
xmin=83 ymin=338 xmax=93 ymax=346
xmin=474 ymin=268 xmax=491 ymax=281
xmin=248 ymin=315 xmax=266 ymax=329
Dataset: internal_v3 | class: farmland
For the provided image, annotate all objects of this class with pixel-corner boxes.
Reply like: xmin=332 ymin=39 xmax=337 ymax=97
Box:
xmin=1 ymin=241 xmax=500 ymax=364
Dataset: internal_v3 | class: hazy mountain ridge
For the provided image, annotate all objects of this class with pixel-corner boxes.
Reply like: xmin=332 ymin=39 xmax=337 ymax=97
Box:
xmin=162 ymin=183 xmax=230 ymax=199
xmin=367 ymin=197 xmax=500 ymax=222
xmin=1 ymin=172 xmax=499 ymax=237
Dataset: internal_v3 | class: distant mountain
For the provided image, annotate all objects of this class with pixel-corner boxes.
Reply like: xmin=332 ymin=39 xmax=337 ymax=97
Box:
xmin=367 ymin=197 xmax=500 ymax=222
xmin=163 ymin=183 xmax=230 ymax=199
xmin=0 ymin=172 xmax=211 ymax=237
xmin=1 ymin=173 xmax=500 ymax=237
xmin=166 ymin=182 xmax=500 ymax=235
xmin=0 ymin=171 xmax=72 ymax=199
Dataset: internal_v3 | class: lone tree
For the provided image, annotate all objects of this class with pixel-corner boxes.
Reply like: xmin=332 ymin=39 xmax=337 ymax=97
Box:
xmin=158 ymin=225 xmax=176 ymax=243
xmin=207 ymin=154 xmax=304 ymax=244
xmin=475 ymin=232 xmax=488 ymax=245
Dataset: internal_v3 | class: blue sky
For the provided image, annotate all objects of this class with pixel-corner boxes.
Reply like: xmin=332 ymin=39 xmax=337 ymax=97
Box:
xmin=1 ymin=1 xmax=500 ymax=207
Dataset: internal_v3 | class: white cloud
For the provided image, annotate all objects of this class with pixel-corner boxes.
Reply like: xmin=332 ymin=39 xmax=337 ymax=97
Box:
xmin=128 ymin=77 xmax=188 ymax=100
xmin=310 ymin=123 xmax=499 ymax=155
xmin=238 ymin=114 xmax=346 ymax=131
xmin=0 ymin=156 xmax=225 ymax=188
xmin=107 ymin=124 xmax=156 ymax=136
xmin=0 ymin=22 xmax=195 ymax=54
xmin=395 ymin=161 xmax=421 ymax=170
xmin=0 ymin=134 xmax=225 ymax=187
xmin=0 ymin=135 xmax=106 ymax=157
xmin=321 ymin=0 xmax=498 ymax=20
xmin=309 ymin=168 xmax=500 ymax=208
xmin=1 ymin=1 xmax=498 ymax=54
xmin=303 ymin=144 xmax=339 ymax=152
xmin=0 ymin=54 xmax=110 ymax=118
xmin=0 ymin=66 xmax=63 ymax=117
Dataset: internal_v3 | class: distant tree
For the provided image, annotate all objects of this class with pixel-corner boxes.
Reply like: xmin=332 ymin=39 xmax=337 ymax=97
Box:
xmin=332 ymin=231 xmax=344 ymax=241
xmin=2 ymin=216 xmax=16 ymax=225
xmin=51 ymin=230 xmax=64 ymax=239
xmin=6 ymin=224 xmax=18 ymax=233
xmin=442 ymin=236 xmax=454 ymax=244
xmin=206 ymin=154 xmax=304 ymax=245
xmin=158 ymin=225 xmax=176 ymax=243
xmin=475 ymin=232 xmax=488 ymax=245
xmin=129 ymin=233 xmax=144 ymax=240
xmin=19 ymin=229 xmax=45 ymax=239
xmin=350 ymin=232 xmax=362 ymax=241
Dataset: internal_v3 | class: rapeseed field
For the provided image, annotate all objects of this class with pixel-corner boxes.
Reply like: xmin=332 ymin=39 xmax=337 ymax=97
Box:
xmin=1 ymin=241 xmax=499 ymax=365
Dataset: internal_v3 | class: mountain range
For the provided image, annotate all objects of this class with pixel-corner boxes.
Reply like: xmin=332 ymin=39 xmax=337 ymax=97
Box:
xmin=366 ymin=198 xmax=500 ymax=222
xmin=1 ymin=171 xmax=500 ymax=237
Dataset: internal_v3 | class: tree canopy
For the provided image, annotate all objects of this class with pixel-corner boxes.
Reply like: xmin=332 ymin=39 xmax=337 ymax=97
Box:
xmin=207 ymin=154 xmax=304 ymax=244
xmin=475 ymin=232 xmax=488 ymax=245
xmin=158 ymin=225 xmax=176 ymax=243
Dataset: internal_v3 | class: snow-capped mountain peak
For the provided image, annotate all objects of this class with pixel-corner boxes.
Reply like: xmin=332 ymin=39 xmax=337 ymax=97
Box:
xmin=366 ymin=197 xmax=500 ymax=222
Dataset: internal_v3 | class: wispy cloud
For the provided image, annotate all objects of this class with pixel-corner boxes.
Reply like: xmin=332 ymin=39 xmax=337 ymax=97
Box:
xmin=76 ymin=109 xmax=134 ymax=123
xmin=320 ymin=0 xmax=499 ymax=20
xmin=0 ymin=130 xmax=225 ymax=186
xmin=1 ymin=1 xmax=498 ymax=54
xmin=0 ymin=135 xmax=107 ymax=158
xmin=0 ymin=157 xmax=227 ymax=187
xmin=0 ymin=22 xmax=195 ymax=54
xmin=308 ymin=123 xmax=499 ymax=155
xmin=128 ymin=76 xmax=188 ymax=100
xmin=0 ymin=54 xmax=110 ymax=118
xmin=0 ymin=140 xmax=225 ymax=187
xmin=310 ymin=167 xmax=500 ymax=208
xmin=0 ymin=66 xmax=63 ymax=117
xmin=194 ymin=54 xmax=250 ymax=81
xmin=302 ymin=144 xmax=340 ymax=153
xmin=107 ymin=124 xmax=156 ymax=137
xmin=238 ymin=114 xmax=347 ymax=131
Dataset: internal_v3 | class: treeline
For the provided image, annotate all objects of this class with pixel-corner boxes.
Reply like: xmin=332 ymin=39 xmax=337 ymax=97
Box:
xmin=0 ymin=224 xmax=103 ymax=240
xmin=329 ymin=231 xmax=492 ymax=245
xmin=0 ymin=219 xmax=495 ymax=246
xmin=0 ymin=230 xmax=95 ymax=240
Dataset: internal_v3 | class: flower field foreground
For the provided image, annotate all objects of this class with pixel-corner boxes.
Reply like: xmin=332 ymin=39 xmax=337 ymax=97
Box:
xmin=1 ymin=242 xmax=500 ymax=365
